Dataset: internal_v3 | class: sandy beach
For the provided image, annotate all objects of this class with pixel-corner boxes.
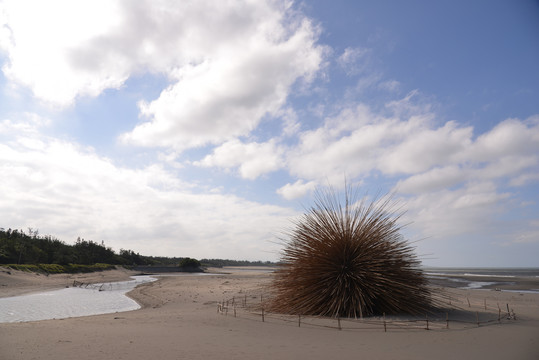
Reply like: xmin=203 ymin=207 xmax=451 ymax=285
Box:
xmin=0 ymin=267 xmax=139 ymax=299
xmin=1 ymin=267 xmax=538 ymax=360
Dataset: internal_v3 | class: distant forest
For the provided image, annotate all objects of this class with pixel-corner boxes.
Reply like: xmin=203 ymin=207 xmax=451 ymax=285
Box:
xmin=0 ymin=228 xmax=275 ymax=268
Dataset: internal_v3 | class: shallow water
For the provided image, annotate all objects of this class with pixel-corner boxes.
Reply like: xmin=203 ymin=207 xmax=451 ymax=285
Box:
xmin=424 ymin=267 xmax=539 ymax=293
xmin=0 ymin=275 xmax=156 ymax=323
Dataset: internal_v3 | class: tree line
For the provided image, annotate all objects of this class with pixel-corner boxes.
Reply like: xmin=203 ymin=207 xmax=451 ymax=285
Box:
xmin=0 ymin=228 xmax=276 ymax=268
xmin=1 ymin=228 xmax=170 ymax=266
xmin=200 ymin=258 xmax=276 ymax=267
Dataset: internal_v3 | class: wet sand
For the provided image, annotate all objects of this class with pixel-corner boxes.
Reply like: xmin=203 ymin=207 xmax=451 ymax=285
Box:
xmin=427 ymin=272 xmax=539 ymax=292
xmin=0 ymin=267 xmax=139 ymax=298
xmin=1 ymin=267 xmax=538 ymax=359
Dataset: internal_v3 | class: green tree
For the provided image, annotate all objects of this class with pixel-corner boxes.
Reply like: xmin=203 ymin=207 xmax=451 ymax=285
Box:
xmin=179 ymin=257 xmax=201 ymax=269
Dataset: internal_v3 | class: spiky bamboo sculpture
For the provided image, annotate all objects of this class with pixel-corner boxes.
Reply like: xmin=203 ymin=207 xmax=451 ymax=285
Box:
xmin=269 ymin=186 xmax=432 ymax=318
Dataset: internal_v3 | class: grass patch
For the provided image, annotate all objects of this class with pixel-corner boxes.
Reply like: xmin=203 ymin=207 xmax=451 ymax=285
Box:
xmin=2 ymin=263 xmax=117 ymax=274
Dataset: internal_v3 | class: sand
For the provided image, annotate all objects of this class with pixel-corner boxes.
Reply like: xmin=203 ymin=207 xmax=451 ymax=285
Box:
xmin=0 ymin=267 xmax=139 ymax=298
xmin=1 ymin=267 xmax=538 ymax=360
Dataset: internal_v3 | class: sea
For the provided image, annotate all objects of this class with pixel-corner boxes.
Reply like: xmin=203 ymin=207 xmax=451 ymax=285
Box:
xmin=423 ymin=267 xmax=539 ymax=293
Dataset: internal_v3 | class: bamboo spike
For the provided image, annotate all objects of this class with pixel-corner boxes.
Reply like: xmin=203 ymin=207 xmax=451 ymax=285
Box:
xmin=267 ymin=185 xmax=436 ymax=318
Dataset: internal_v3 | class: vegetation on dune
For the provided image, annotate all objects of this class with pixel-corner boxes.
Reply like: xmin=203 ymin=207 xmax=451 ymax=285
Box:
xmin=3 ymin=263 xmax=116 ymax=274
xmin=269 ymin=185 xmax=434 ymax=318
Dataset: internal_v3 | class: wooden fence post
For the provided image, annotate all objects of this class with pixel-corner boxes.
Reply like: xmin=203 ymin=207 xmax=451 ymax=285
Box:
xmin=383 ymin=313 xmax=387 ymax=332
xmin=426 ymin=314 xmax=429 ymax=330
xmin=476 ymin=311 xmax=479 ymax=327
xmin=262 ymin=308 xmax=265 ymax=322
xmin=446 ymin=312 xmax=449 ymax=329
xmin=298 ymin=315 xmax=301 ymax=327
xmin=337 ymin=317 xmax=341 ymax=330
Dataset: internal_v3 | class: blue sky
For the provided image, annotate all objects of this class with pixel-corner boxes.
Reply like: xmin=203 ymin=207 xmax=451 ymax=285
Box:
xmin=1 ymin=0 xmax=538 ymax=266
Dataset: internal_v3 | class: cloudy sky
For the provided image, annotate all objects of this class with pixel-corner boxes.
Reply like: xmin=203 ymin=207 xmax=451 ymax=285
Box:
xmin=1 ymin=0 xmax=538 ymax=267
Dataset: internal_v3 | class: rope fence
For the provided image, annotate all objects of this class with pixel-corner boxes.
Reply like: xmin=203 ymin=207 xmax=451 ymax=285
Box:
xmin=216 ymin=292 xmax=517 ymax=332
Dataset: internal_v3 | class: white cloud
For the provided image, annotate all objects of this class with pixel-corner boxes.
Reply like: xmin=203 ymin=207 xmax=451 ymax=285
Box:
xmin=281 ymin=95 xmax=539 ymax=249
xmin=395 ymin=166 xmax=467 ymax=194
xmin=122 ymin=14 xmax=324 ymax=150
xmin=195 ymin=139 xmax=284 ymax=180
xmin=478 ymin=155 xmax=537 ymax=180
xmin=510 ymin=172 xmax=539 ymax=187
xmin=286 ymin=104 xmax=380 ymax=182
xmin=353 ymin=72 xmax=383 ymax=94
xmin=286 ymin=96 xmax=539 ymax=189
xmin=1 ymin=0 xmax=126 ymax=107
xmin=378 ymin=120 xmax=472 ymax=175
xmin=0 ymin=118 xmax=296 ymax=260
xmin=397 ymin=154 xmax=537 ymax=195
xmin=468 ymin=118 xmax=539 ymax=162
xmin=337 ymin=46 xmax=370 ymax=75
xmin=286 ymin=95 xmax=456 ymax=182
xmin=276 ymin=179 xmax=317 ymax=200
xmin=1 ymin=0 xmax=326 ymax=150
xmin=0 ymin=112 xmax=50 ymax=134
xmin=378 ymin=79 xmax=400 ymax=92
xmin=279 ymin=107 xmax=301 ymax=136
xmin=402 ymin=182 xmax=511 ymax=239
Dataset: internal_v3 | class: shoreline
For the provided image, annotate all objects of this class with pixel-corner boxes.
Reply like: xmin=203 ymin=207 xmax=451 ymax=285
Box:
xmin=2 ymin=266 xmax=539 ymax=312
xmin=3 ymin=266 xmax=538 ymax=298
xmin=426 ymin=273 xmax=539 ymax=292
